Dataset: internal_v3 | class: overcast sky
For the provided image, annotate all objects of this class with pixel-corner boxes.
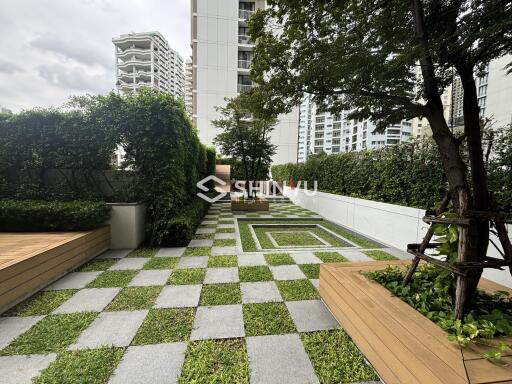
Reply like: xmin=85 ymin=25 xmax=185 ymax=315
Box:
xmin=0 ymin=0 xmax=190 ymax=112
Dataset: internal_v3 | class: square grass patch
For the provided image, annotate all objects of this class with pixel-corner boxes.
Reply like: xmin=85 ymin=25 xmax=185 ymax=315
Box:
xmin=179 ymin=339 xmax=249 ymax=384
xmin=216 ymin=227 xmax=236 ymax=233
xmin=264 ymin=253 xmax=295 ymax=266
xmin=199 ymin=284 xmax=241 ymax=306
xmin=143 ymin=257 xmax=178 ymax=270
xmin=301 ymin=330 xmax=379 ymax=383
xmin=194 ymin=233 xmax=215 ymax=240
xmin=314 ymin=251 xmax=348 ymax=263
xmin=0 ymin=312 xmax=97 ymax=355
xmin=76 ymin=259 xmax=117 ymax=272
xmin=2 ymin=290 xmax=77 ymax=317
xmin=33 ymin=347 xmax=124 ymax=384
xmin=105 ymin=286 xmax=162 ymax=311
xmin=276 ymin=280 xmax=320 ymax=301
xmin=213 ymin=239 xmax=237 ymax=247
xmin=299 ymin=264 xmax=320 ymax=279
xmin=208 ymin=255 xmax=238 ymax=267
xmin=132 ymin=308 xmax=195 ymax=344
xmin=364 ymin=250 xmax=397 ymax=261
xmin=184 ymin=247 xmax=211 ymax=256
xmin=243 ymin=302 xmax=296 ymax=336
xmin=168 ymin=269 xmax=206 ymax=285
xmin=127 ymin=248 xmax=158 ymax=258
xmin=238 ymin=266 xmax=273 ymax=282
xmin=86 ymin=270 xmax=137 ymax=288
xmin=270 ymin=231 xmax=323 ymax=247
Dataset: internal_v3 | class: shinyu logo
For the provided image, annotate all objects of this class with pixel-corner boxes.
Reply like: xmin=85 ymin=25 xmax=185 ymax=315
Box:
xmin=196 ymin=175 xmax=228 ymax=203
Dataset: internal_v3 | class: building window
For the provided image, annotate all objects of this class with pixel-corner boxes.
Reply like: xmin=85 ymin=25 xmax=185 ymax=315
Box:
xmin=315 ymin=116 xmax=325 ymax=123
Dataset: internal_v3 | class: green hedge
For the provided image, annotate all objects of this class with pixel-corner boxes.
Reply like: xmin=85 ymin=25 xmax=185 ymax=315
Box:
xmin=272 ymin=136 xmax=512 ymax=211
xmin=0 ymin=200 xmax=110 ymax=231
xmin=158 ymin=197 xmax=210 ymax=246
xmin=272 ymin=140 xmax=447 ymax=209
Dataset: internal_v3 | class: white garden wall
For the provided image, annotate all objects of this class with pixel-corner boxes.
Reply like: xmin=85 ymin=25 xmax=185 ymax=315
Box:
xmin=284 ymin=187 xmax=512 ymax=288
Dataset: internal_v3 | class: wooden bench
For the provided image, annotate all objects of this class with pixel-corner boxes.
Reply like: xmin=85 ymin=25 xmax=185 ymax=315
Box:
xmin=320 ymin=260 xmax=512 ymax=384
xmin=0 ymin=227 xmax=110 ymax=313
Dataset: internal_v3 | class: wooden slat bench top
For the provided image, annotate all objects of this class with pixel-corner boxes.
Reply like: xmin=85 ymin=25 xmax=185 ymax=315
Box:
xmin=320 ymin=260 xmax=512 ymax=384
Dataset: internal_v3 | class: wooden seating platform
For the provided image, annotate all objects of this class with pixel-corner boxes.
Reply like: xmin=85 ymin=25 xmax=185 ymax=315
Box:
xmin=320 ymin=260 xmax=512 ymax=384
xmin=0 ymin=227 xmax=110 ymax=313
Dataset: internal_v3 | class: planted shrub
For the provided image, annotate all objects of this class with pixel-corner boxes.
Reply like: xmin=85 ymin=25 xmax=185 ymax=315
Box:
xmin=0 ymin=200 xmax=110 ymax=231
xmin=158 ymin=198 xmax=210 ymax=246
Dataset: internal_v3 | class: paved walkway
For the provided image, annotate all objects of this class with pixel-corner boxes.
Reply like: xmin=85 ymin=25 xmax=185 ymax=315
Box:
xmin=0 ymin=202 xmax=397 ymax=383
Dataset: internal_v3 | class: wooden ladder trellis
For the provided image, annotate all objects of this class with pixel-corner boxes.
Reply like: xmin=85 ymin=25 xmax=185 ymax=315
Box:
xmin=403 ymin=192 xmax=512 ymax=316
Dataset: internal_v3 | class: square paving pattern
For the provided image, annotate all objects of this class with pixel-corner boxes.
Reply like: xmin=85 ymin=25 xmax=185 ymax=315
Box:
xmin=0 ymin=202 xmax=390 ymax=383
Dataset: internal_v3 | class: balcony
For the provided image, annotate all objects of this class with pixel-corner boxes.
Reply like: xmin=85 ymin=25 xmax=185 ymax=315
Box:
xmin=238 ymin=35 xmax=252 ymax=44
xmin=237 ymin=83 xmax=253 ymax=93
xmin=239 ymin=9 xmax=254 ymax=20
xmin=238 ymin=60 xmax=251 ymax=70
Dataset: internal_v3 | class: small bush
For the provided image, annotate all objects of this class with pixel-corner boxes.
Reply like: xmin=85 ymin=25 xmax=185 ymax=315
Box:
xmin=158 ymin=198 xmax=210 ymax=246
xmin=0 ymin=199 xmax=110 ymax=231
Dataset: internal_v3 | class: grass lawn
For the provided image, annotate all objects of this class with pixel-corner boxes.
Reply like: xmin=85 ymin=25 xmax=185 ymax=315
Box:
xmin=179 ymin=339 xmax=249 ymax=384
xmin=238 ymin=266 xmax=273 ymax=282
xmin=76 ymin=259 xmax=117 ymax=272
xmin=127 ymin=248 xmax=158 ymax=258
xmin=213 ymin=239 xmax=237 ymax=247
xmin=314 ymin=251 xmax=348 ymax=263
xmin=299 ymin=264 xmax=320 ymax=279
xmin=276 ymin=280 xmax=320 ymax=301
xmin=243 ymin=302 xmax=296 ymax=336
xmin=33 ymin=347 xmax=124 ymax=384
xmin=2 ymin=290 xmax=77 ymax=317
xmin=199 ymin=284 xmax=241 ymax=306
xmin=86 ymin=271 xmax=137 ymax=288
xmin=364 ymin=250 xmax=397 ymax=260
xmin=301 ymin=330 xmax=379 ymax=383
xmin=184 ymin=247 xmax=211 ymax=256
xmin=105 ymin=286 xmax=162 ymax=311
xmin=208 ymin=255 xmax=238 ymax=267
xmin=193 ymin=233 xmax=215 ymax=240
xmin=132 ymin=308 xmax=195 ymax=344
xmin=264 ymin=253 xmax=295 ymax=266
xmin=143 ymin=257 xmax=178 ymax=270
xmin=216 ymin=227 xmax=236 ymax=233
xmin=270 ymin=231 xmax=323 ymax=246
xmin=0 ymin=312 xmax=97 ymax=355
xmin=239 ymin=219 xmax=362 ymax=251
xmin=168 ymin=269 xmax=206 ymax=285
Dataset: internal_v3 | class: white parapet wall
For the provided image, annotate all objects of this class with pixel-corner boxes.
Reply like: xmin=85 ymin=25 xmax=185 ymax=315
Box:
xmin=283 ymin=186 xmax=512 ymax=288
xmin=107 ymin=203 xmax=146 ymax=249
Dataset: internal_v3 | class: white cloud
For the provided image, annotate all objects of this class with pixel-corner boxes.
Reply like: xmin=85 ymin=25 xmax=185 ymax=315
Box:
xmin=0 ymin=0 xmax=191 ymax=111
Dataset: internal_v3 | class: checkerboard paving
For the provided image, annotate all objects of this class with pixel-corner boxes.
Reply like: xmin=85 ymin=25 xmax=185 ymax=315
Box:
xmin=0 ymin=202 xmax=384 ymax=384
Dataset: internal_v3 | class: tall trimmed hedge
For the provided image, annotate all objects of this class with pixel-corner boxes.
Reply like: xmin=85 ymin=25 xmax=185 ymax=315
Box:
xmin=272 ymin=137 xmax=512 ymax=211
xmin=272 ymin=140 xmax=447 ymax=209
xmin=0 ymin=90 xmax=216 ymax=242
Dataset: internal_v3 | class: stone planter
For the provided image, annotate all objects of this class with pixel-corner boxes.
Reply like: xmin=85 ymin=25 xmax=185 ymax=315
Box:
xmin=107 ymin=202 xmax=146 ymax=249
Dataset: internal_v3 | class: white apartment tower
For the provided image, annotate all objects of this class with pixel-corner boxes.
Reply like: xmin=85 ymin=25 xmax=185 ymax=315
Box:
xmin=191 ymin=0 xmax=299 ymax=164
xmin=113 ymin=32 xmax=185 ymax=98
xmin=298 ymin=95 xmax=412 ymax=162
xmin=184 ymin=58 xmax=193 ymax=116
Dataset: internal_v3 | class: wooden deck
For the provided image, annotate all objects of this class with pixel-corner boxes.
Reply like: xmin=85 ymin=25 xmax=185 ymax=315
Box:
xmin=0 ymin=227 xmax=110 ymax=313
xmin=320 ymin=260 xmax=512 ymax=384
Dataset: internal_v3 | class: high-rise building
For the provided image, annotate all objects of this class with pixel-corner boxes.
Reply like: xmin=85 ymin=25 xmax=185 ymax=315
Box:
xmin=113 ymin=31 xmax=185 ymax=97
xmin=409 ymin=53 xmax=512 ymax=139
xmin=297 ymin=95 xmax=412 ymax=162
xmin=190 ymin=0 xmax=299 ymax=164
xmin=184 ymin=58 xmax=193 ymax=116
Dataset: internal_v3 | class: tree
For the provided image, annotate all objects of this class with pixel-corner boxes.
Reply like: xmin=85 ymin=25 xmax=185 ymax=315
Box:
xmin=249 ymin=0 xmax=512 ymax=318
xmin=212 ymin=94 xmax=277 ymax=197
